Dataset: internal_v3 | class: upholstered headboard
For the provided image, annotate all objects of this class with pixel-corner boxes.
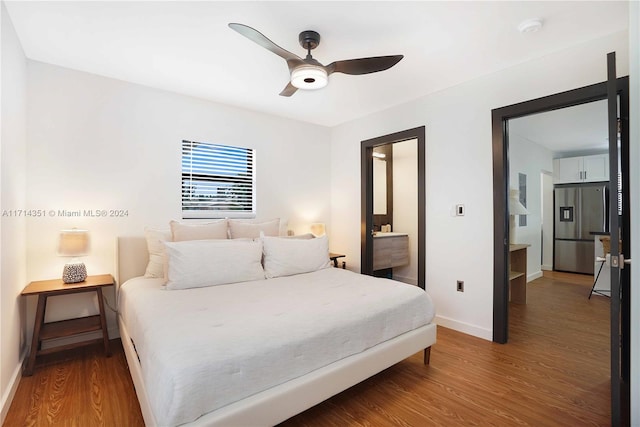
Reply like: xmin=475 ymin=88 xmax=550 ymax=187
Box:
xmin=116 ymin=236 xmax=148 ymax=286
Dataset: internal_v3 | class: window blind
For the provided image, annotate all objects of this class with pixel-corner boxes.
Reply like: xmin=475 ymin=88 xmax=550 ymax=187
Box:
xmin=181 ymin=140 xmax=255 ymax=218
xmin=618 ymin=171 xmax=622 ymax=216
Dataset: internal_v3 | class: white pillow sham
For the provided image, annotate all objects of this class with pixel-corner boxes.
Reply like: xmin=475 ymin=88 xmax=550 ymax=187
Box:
xmin=170 ymin=219 xmax=228 ymax=241
xmin=262 ymin=235 xmax=331 ymax=278
xmin=164 ymin=239 xmax=265 ymax=290
xmin=144 ymin=227 xmax=171 ymax=278
xmin=228 ymin=218 xmax=280 ymax=239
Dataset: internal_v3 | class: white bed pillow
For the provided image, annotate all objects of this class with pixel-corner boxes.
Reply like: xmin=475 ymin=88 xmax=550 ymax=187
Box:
xmin=170 ymin=219 xmax=228 ymax=241
xmin=144 ymin=227 xmax=172 ymax=278
xmin=283 ymin=233 xmax=314 ymax=240
xmin=228 ymin=218 xmax=280 ymax=239
xmin=164 ymin=239 xmax=265 ymax=290
xmin=262 ymin=235 xmax=331 ymax=278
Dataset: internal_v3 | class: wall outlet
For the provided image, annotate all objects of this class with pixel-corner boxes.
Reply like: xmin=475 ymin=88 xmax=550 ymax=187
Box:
xmin=457 ymin=280 xmax=464 ymax=292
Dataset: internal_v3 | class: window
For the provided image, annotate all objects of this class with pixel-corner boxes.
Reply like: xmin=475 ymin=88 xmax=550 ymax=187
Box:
xmin=181 ymin=140 xmax=255 ymax=219
xmin=618 ymin=171 xmax=622 ymax=216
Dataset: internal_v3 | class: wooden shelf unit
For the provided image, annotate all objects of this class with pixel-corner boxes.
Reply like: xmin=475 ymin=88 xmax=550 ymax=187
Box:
xmin=509 ymin=244 xmax=529 ymax=304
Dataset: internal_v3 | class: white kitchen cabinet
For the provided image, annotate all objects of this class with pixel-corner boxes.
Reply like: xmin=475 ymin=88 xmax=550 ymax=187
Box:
xmin=553 ymin=154 xmax=609 ymax=184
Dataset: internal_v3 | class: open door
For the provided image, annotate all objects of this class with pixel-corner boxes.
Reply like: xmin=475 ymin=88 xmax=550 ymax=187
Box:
xmin=606 ymin=51 xmax=631 ymax=427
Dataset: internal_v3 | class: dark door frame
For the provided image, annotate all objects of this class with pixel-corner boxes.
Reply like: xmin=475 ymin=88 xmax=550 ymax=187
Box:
xmin=493 ymin=74 xmax=631 ymax=425
xmin=491 ymin=77 xmax=629 ymax=344
xmin=491 ymin=76 xmax=629 ymax=343
xmin=361 ymin=126 xmax=426 ymax=289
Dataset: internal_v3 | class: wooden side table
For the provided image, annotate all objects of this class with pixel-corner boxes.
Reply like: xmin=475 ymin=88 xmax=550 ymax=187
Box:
xmin=329 ymin=253 xmax=346 ymax=269
xmin=21 ymin=274 xmax=114 ymax=376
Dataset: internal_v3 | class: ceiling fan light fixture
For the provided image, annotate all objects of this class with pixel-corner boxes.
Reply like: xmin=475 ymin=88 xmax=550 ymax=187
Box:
xmin=291 ymin=65 xmax=328 ymax=90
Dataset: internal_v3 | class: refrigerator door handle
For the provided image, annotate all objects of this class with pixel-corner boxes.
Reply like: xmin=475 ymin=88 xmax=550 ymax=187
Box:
xmin=577 ymin=188 xmax=582 ymax=238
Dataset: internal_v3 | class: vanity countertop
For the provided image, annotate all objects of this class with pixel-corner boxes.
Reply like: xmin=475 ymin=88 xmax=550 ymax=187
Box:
xmin=373 ymin=232 xmax=408 ymax=238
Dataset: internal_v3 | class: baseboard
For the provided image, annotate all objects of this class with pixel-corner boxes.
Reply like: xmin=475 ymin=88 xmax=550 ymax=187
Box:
xmin=434 ymin=315 xmax=492 ymax=341
xmin=541 ymin=264 xmax=552 ymax=271
xmin=528 ymin=271 xmax=543 ymax=282
xmin=1 ymin=352 xmax=26 ymax=425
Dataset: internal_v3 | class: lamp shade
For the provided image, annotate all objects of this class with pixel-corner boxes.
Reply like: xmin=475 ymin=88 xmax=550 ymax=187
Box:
xmin=58 ymin=229 xmax=90 ymax=257
xmin=508 ymin=189 xmax=529 ymax=216
xmin=310 ymin=223 xmax=326 ymax=237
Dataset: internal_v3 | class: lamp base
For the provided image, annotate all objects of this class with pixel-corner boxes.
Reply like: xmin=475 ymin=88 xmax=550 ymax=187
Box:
xmin=62 ymin=262 xmax=87 ymax=283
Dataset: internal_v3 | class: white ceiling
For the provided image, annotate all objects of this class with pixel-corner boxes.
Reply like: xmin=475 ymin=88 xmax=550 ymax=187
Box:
xmin=509 ymin=99 xmax=610 ymax=155
xmin=4 ymin=1 xmax=628 ymax=127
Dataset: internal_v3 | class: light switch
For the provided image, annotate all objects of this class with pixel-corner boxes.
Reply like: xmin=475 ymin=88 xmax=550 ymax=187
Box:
xmin=456 ymin=204 xmax=465 ymax=216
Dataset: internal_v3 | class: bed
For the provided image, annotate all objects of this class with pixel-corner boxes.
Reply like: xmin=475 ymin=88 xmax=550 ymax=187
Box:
xmin=116 ymin=233 xmax=437 ymax=427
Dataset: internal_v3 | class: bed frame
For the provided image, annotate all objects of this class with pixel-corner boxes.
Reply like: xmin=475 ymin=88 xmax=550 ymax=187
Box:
xmin=116 ymin=236 xmax=437 ymax=426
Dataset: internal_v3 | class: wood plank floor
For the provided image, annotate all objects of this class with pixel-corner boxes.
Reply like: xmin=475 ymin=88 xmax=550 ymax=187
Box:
xmin=4 ymin=271 xmax=610 ymax=426
xmin=3 ymin=339 xmax=143 ymax=427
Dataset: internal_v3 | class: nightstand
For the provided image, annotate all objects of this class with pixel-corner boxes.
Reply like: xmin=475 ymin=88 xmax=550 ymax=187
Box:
xmin=329 ymin=253 xmax=346 ymax=269
xmin=21 ymin=274 xmax=114 ymax=376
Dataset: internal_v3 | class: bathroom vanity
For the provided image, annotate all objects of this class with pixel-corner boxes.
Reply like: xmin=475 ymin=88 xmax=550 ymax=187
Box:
xmin=373 ymin=232 xmax=409 ymax=271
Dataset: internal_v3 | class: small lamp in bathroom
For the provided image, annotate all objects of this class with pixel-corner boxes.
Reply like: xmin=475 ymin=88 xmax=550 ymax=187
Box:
xmin=508 ymin=189 xmax=528 ymax=244
xmin=310 ymin=223 xmax=326 ymax=237
xmin=58 ymin=228 xmax=90 ymax=283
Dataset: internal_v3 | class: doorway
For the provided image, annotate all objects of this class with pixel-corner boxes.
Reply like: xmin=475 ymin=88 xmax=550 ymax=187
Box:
xmin=507 ymin=99 xmax=610 ymax=279
xmin=360 ymin=126 xmax=425 ymax=289
xmin=491 ymin=77 xmax=628 ymax=340
xmin=492 ymin=75 xmax=630 ymax=425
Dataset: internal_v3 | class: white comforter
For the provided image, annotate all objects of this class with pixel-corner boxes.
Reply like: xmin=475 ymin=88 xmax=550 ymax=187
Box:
xmin=119 ymin=267 xmax=435 ymax=426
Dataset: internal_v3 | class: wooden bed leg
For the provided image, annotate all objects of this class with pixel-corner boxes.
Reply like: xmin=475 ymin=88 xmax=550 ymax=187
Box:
xmin=423 ymin=347 xmax=431 ymax=365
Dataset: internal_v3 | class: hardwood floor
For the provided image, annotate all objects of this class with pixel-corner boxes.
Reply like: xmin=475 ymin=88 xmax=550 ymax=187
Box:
xmin=3 ymin=339 xmax=144 ymax=427
xmin=4 ymin=271 xmax=610 ymax=426
xmin=282 ymin=271 xmax=610 ymax=426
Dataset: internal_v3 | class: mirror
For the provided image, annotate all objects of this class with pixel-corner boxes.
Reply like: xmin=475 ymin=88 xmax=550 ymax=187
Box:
xmin=373 ymin=157 xmax=387 ymax=215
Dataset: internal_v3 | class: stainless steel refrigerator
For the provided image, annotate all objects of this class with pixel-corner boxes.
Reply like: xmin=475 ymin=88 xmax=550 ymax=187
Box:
xmin=554 ymin=182 xmax=608 ymax=274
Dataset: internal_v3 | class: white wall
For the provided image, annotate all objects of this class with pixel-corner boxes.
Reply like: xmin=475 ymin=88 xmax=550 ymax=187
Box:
xmin=330 ymin=30 xmax=628 ymax=340
xmin=508 ymin=132 xmax=554 ymax=281
xmin=0 ymin=2 xmax=28 ymax=422
xmin=25 ymin=61 xmax=331 ymax=344
xmin=392 ymin=139 xmax=417 ymax=285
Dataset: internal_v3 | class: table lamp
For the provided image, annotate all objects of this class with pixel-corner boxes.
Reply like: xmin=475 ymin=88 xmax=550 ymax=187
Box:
xmin=310 ymin=223 xmax=326 ymax=237
xmin=58 ymin=229 xmax=90 ymax=283
xmin=508 ymin=189 xmax=528 ymax=244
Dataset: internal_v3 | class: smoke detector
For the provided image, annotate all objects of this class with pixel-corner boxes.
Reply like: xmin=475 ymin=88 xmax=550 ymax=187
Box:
xmin=518 ymin=19 xmax=543 ymax=34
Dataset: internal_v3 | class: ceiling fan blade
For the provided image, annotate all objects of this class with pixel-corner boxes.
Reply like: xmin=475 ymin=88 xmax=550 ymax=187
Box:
xmin=279 ymin=82 xmax=298 ymax=97
xmin=229 ymin=23 xmax=302 ymax=65
xmin=325 ymin=55 xmax=404 ymax=76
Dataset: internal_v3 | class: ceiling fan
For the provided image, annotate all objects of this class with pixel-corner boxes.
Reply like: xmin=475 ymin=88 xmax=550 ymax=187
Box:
xmin=228 ymin=23 xmax=404 ymax=97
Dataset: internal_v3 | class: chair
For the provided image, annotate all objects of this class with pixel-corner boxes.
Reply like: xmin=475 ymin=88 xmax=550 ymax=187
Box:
xmin=589 ymin=256 xmax=609 ymax=299
xmin=589 ymin=236 xmax=620 ymax=299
